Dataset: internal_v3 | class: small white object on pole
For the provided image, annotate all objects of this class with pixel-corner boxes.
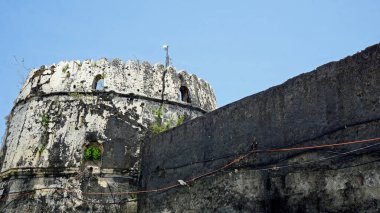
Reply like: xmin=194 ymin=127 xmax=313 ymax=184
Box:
xmin=178 ymin=180 xmax=187 ymax=186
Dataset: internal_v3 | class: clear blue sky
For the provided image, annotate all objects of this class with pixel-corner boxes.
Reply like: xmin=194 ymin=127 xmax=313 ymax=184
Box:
xmin=1 ymin=0 xmax=380 ymax=140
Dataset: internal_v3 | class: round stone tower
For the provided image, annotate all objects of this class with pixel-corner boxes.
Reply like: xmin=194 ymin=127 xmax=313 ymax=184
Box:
xmin=0 ymin=58 xmax=216 ymax=212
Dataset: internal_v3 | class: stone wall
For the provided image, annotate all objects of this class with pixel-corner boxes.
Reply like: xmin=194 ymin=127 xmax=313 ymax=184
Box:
xmin=139 ymin=43 xmax=380 ymax=212
xmin=0 ymin=59 xmax=216 ymax=212
xmin=1 ymin=95 xmax=204 ymax=171
xmin=16 ymin=58 xmax=216 ymax=111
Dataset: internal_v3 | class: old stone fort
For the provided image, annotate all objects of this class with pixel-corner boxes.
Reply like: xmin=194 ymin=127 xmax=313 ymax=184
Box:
xmin=0 ymin=43 xmax=380 ymax=212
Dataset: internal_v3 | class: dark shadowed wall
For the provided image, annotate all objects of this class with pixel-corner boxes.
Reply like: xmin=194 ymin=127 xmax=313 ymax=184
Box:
xmin=140 ymin=43 xmax=380 ymax=212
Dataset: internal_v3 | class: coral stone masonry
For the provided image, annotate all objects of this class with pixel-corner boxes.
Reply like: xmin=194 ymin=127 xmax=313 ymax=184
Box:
xmin=0 ymin=58 xmax=216 ymax=212
xmin=140 ymin=43 xmax=380 ymax=212
xmin=1 ymin=43 xmax=380 ymax=212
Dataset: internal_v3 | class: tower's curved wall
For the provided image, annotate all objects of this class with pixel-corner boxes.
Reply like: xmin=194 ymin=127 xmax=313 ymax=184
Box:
xmin=0 ymin=58 xmax=216 ymax=212
xmin=17 ymin=58 xmax=216 ymax=111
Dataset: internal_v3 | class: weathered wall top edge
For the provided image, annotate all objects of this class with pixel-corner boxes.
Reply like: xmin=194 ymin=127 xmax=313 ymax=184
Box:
xmin=17 ymin=58 xmax=217 ymax=111
xmin=216 ymin=42 xmax=380 ymax=112
xmin=31 ymin=58 xmax=202 ymax=82
xmin=314 ymin=43 xmax=380 ymax=70
xmin=152 ymin=42 xmax=380 ymax=139
xmin=140 ymin=43 xmax=380 ymax=213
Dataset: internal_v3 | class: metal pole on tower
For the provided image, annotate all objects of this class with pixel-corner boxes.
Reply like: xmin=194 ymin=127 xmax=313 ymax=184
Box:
xmin=163 ymin=45 xmax=169 ymax=67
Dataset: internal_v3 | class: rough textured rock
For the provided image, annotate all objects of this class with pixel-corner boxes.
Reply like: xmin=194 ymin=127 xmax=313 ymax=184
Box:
xmin=0 ymin=58 xmax=216 ymax=212
xmin=140 ymin=43 xmax=380 ymax=212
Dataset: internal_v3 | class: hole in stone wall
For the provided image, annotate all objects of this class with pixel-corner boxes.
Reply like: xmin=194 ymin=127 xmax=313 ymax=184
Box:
xmin=85 ymin=132 xmax=98 ymax=142
xmin=179 ymin=86 xmax=191 ymax=103
xmin=92 ymin=74 xmax=104 ymax=90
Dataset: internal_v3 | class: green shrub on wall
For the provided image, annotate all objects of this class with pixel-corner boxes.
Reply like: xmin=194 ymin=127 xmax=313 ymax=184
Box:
xmin=84 ymin=145 xmax=102 ymax=161
xmin=151 ymin=120 xmax=171 ymax=134
xmin=150 ymin=105 xmax=187 ymax=134
xmin=41 ymin=114 xmax=49 ymax=128
xmin=176 ymin=115 xmax=186 ymax=126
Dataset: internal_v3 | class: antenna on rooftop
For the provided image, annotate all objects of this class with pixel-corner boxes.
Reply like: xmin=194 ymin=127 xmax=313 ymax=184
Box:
xmin=163 ymin=44 xmax=170 ymax=67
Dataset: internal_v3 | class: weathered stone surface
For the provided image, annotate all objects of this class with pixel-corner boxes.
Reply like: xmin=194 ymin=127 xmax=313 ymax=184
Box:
xmin=16 ymin=59 xmax=216 ymax=111
xmin=140 ymin=43 xmax=380 ymax=212
xmin=0 ymin=59 xmax=216 ymax=212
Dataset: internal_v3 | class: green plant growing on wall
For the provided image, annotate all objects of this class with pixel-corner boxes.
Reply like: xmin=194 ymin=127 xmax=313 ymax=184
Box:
xmin=176 ymin=115 xmax=186 ymax=126
xmin=153 ymin=105 xmax=163 ymax=120
xmin=69 ymin=92 xmax=82 ymax=99
xmin=150 ymin=105 xmax=187 ymax=134
xmin=38 ymin=144 xmax=46 ymax=156
xmin=99 ymin=73 xmax=107 ymax=79
xmin=41 ymin=114 xmax=49 ymax=128
xmin=75 ymin=61 xmax=82 ymax=69
xmin=151 ymin=119 xmax=172 ymax=134
xmin=150 ymin=105 xmax=168 ymax=134
xmin=62 ymin=64 xmax=71 ymax=79
xmin=84 ymin=145 xmax=102 ymax=161
xmin=62 ymin=64 xmax=69 ymax=73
